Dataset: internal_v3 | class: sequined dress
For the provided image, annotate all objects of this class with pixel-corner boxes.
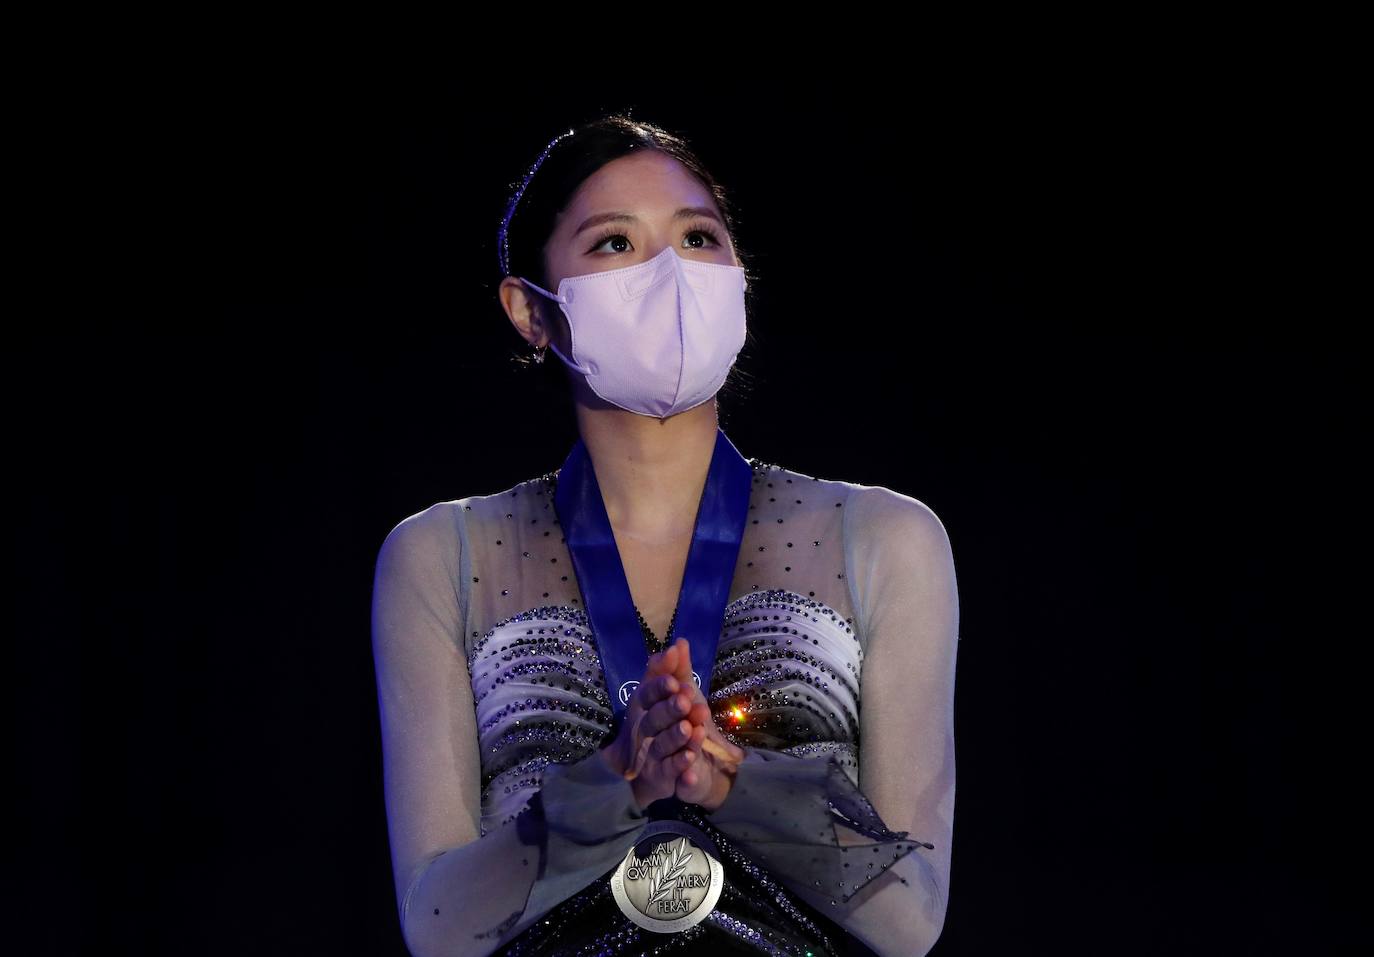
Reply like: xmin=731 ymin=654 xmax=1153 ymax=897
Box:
xmin=371 ymin=457 xmax=959 ymax=957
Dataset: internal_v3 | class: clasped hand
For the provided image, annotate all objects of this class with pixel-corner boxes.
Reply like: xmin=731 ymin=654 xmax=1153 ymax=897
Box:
xmin=602 ymin=637 xmax=746 ymax=812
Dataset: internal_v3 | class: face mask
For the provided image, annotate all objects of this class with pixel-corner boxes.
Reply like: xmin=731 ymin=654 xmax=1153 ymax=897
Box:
xmin=518 ymin=245 xmax=748 ymax=419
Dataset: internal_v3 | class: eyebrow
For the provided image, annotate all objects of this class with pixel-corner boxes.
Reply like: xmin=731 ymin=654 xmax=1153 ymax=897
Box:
xmin=572 ymin=206 xmax=723 ymax=237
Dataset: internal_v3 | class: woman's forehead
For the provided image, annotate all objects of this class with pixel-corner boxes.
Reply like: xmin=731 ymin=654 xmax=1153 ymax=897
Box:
xmin=567 ymin=151 xmax=712 ymax=218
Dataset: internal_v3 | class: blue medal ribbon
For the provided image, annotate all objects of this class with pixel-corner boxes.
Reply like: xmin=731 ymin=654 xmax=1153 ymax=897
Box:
xmin=552 ymin=426 xmax=753 ymax=815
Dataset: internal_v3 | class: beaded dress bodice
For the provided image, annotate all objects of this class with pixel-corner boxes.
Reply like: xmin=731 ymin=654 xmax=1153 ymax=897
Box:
xmin=371 ymin=451 xmax=959 ymax=956
xmin=461 ymin=460 xmax=866 ymax=835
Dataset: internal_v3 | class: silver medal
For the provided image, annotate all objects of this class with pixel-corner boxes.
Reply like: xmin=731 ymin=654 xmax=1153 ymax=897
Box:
xmin=611 ymin=819 xmax=724 ymax=933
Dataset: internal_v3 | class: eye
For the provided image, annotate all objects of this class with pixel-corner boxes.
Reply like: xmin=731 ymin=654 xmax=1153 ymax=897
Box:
xmin=683 ymin=222 xmax=724 ymax=251
xmin=584 ymin=221 xmax=726 ymax=256
xmin=586 ymin=228 xmax=632 ymax=256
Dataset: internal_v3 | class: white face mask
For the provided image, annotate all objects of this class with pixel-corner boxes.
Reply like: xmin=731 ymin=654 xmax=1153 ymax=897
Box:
xmin=518 ymin=246 xmax=748 ymax=419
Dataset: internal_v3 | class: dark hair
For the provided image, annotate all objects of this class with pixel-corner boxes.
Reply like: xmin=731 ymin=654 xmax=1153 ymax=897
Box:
xmin=497 ymin=113 xmax=759 ymax=425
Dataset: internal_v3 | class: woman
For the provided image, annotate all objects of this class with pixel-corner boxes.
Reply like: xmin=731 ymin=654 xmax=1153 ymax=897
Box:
xmin=371 ymin=115 xmax=960 ymax=956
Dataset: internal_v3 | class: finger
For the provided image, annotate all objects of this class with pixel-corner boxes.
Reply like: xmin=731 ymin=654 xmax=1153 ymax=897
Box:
xmin=642 ymin=690 xmax=695 ymax=739
xmin=674 ymin=639 xmax=700 ymax=701
xmin=674 ymin=637 xmax=693 ymax=683
xmin=636 ymin=735 xmax=693 ymax=785
xmin=641 ymin=649 xmax=666 ymax=682
xmin=648 ymin=643 xmax=677 ymax=677
xmin=711 ymin=729 xmax=746 ymax=764
xmin=679 ymin=751 xmax=698 ymax=788
xmin=685 ymin=699 xmax=744 ymax=762
xmin=634 ymin=672 xmax=680 ymax=712
xmin=648 ymin=715 xmax=697 ymax=760
xmin=700 ymin=711 xmax=746 ymax=763
xmin=702 ymin=736 xmax=743 ymax=769
xmin=673 ymin=749 xmax=697 ymax=790
xmin=624 ymin=732 xmax=657 ymax=781
xmin=687 ymin=700 xmax=711 ymax=727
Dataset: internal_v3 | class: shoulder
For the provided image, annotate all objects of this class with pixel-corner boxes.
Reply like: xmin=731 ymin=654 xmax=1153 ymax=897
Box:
xmin=831 ymin=481 xmax=959 ymax=647
xmin=376 ymin=501 xmax=466 ymax=575
xmin=852 ymin=482 xmax=950 ymax=539
xmin=754 ymin=457 xmax=947 ymax=534
xmin=381 ymin=499 xmax=464 ymax=543
xmin=745 ymin=457 xmax=864 ymax=508
xmin=445 ymin=469 xmax=559 ymax=526
xmin=378 ymin=469 xmax=559 ymax=555
xmin=834 ymin=478 xmax=954 ymax=571
xmin=746 ymin=458 xmax=952 ymax=567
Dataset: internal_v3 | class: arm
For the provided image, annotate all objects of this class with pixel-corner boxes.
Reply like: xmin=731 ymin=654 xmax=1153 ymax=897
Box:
xmin=703 ymin=486 xmax=959 ymax=957
xmin=371 ymin=505 xmax=649 ymax=957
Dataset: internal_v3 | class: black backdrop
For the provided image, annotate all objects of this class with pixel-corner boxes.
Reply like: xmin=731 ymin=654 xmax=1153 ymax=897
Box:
xmin=27 ymin=68 xmax=1362 ymax=954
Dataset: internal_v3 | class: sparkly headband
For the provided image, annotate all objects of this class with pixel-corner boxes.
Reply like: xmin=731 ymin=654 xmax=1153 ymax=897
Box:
xmin=497 ymin=127 xmax=576 ymax=278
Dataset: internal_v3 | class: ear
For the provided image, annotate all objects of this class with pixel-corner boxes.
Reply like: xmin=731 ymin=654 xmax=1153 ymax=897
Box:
xmin=498 ymin=275 xmax=550 ymax=348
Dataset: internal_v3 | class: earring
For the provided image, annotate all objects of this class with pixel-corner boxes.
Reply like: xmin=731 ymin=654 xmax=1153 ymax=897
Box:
xmin=532 ymin=343 xmax=546 ymax=365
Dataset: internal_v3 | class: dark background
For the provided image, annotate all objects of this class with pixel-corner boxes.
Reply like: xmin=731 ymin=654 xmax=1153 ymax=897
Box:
xmin=24 ymin=68 xmax=1363 ymax=953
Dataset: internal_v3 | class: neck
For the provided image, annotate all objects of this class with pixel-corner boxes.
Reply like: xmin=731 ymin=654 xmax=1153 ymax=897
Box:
xmin=574 ymin=399 xmax=720 ymax=545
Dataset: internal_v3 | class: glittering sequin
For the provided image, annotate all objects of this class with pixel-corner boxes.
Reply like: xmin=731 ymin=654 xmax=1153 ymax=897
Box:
xmin=492 ymin=808 xmax=843 ymax=957
xmin=469 ymin=588 xmax=863 ymax=833
xmin=453 ymin=458 xmax=919 ymax=952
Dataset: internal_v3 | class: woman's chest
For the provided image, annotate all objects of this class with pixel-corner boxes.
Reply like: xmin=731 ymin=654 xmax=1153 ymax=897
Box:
xmin=455 ymin=469 xmax=868 ymax=825
xmin=613 ymin=536 xmax=692 ymax=644
xmin=465 ymin=586 xmax=866 ymax=830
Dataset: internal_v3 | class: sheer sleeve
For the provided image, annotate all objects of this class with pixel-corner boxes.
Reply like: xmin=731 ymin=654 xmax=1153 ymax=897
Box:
xmin=371 ymin=504 xmax=650 ymax=957
xmin=703 ymin=486 xmax=959 ymax=957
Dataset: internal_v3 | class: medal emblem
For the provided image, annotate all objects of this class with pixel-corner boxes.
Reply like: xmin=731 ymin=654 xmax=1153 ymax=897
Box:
xmin=611 ymin=819 xmax=724 ymax=933
xmin=617 ymin=672 xmax=701 ymax=708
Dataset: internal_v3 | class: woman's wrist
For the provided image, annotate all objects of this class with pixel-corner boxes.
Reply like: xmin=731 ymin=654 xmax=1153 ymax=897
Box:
xmin=599 ymin=741 xmax=627 ymax=778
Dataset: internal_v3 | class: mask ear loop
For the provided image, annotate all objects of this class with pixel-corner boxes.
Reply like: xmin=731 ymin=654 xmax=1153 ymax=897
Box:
xmin=544 ymin=339 xmax=591 ymax=375
xmin=517 ymin=275 xmax=565 ymax=304
xmin=518 ymin=277 xmax=593 ymax=375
